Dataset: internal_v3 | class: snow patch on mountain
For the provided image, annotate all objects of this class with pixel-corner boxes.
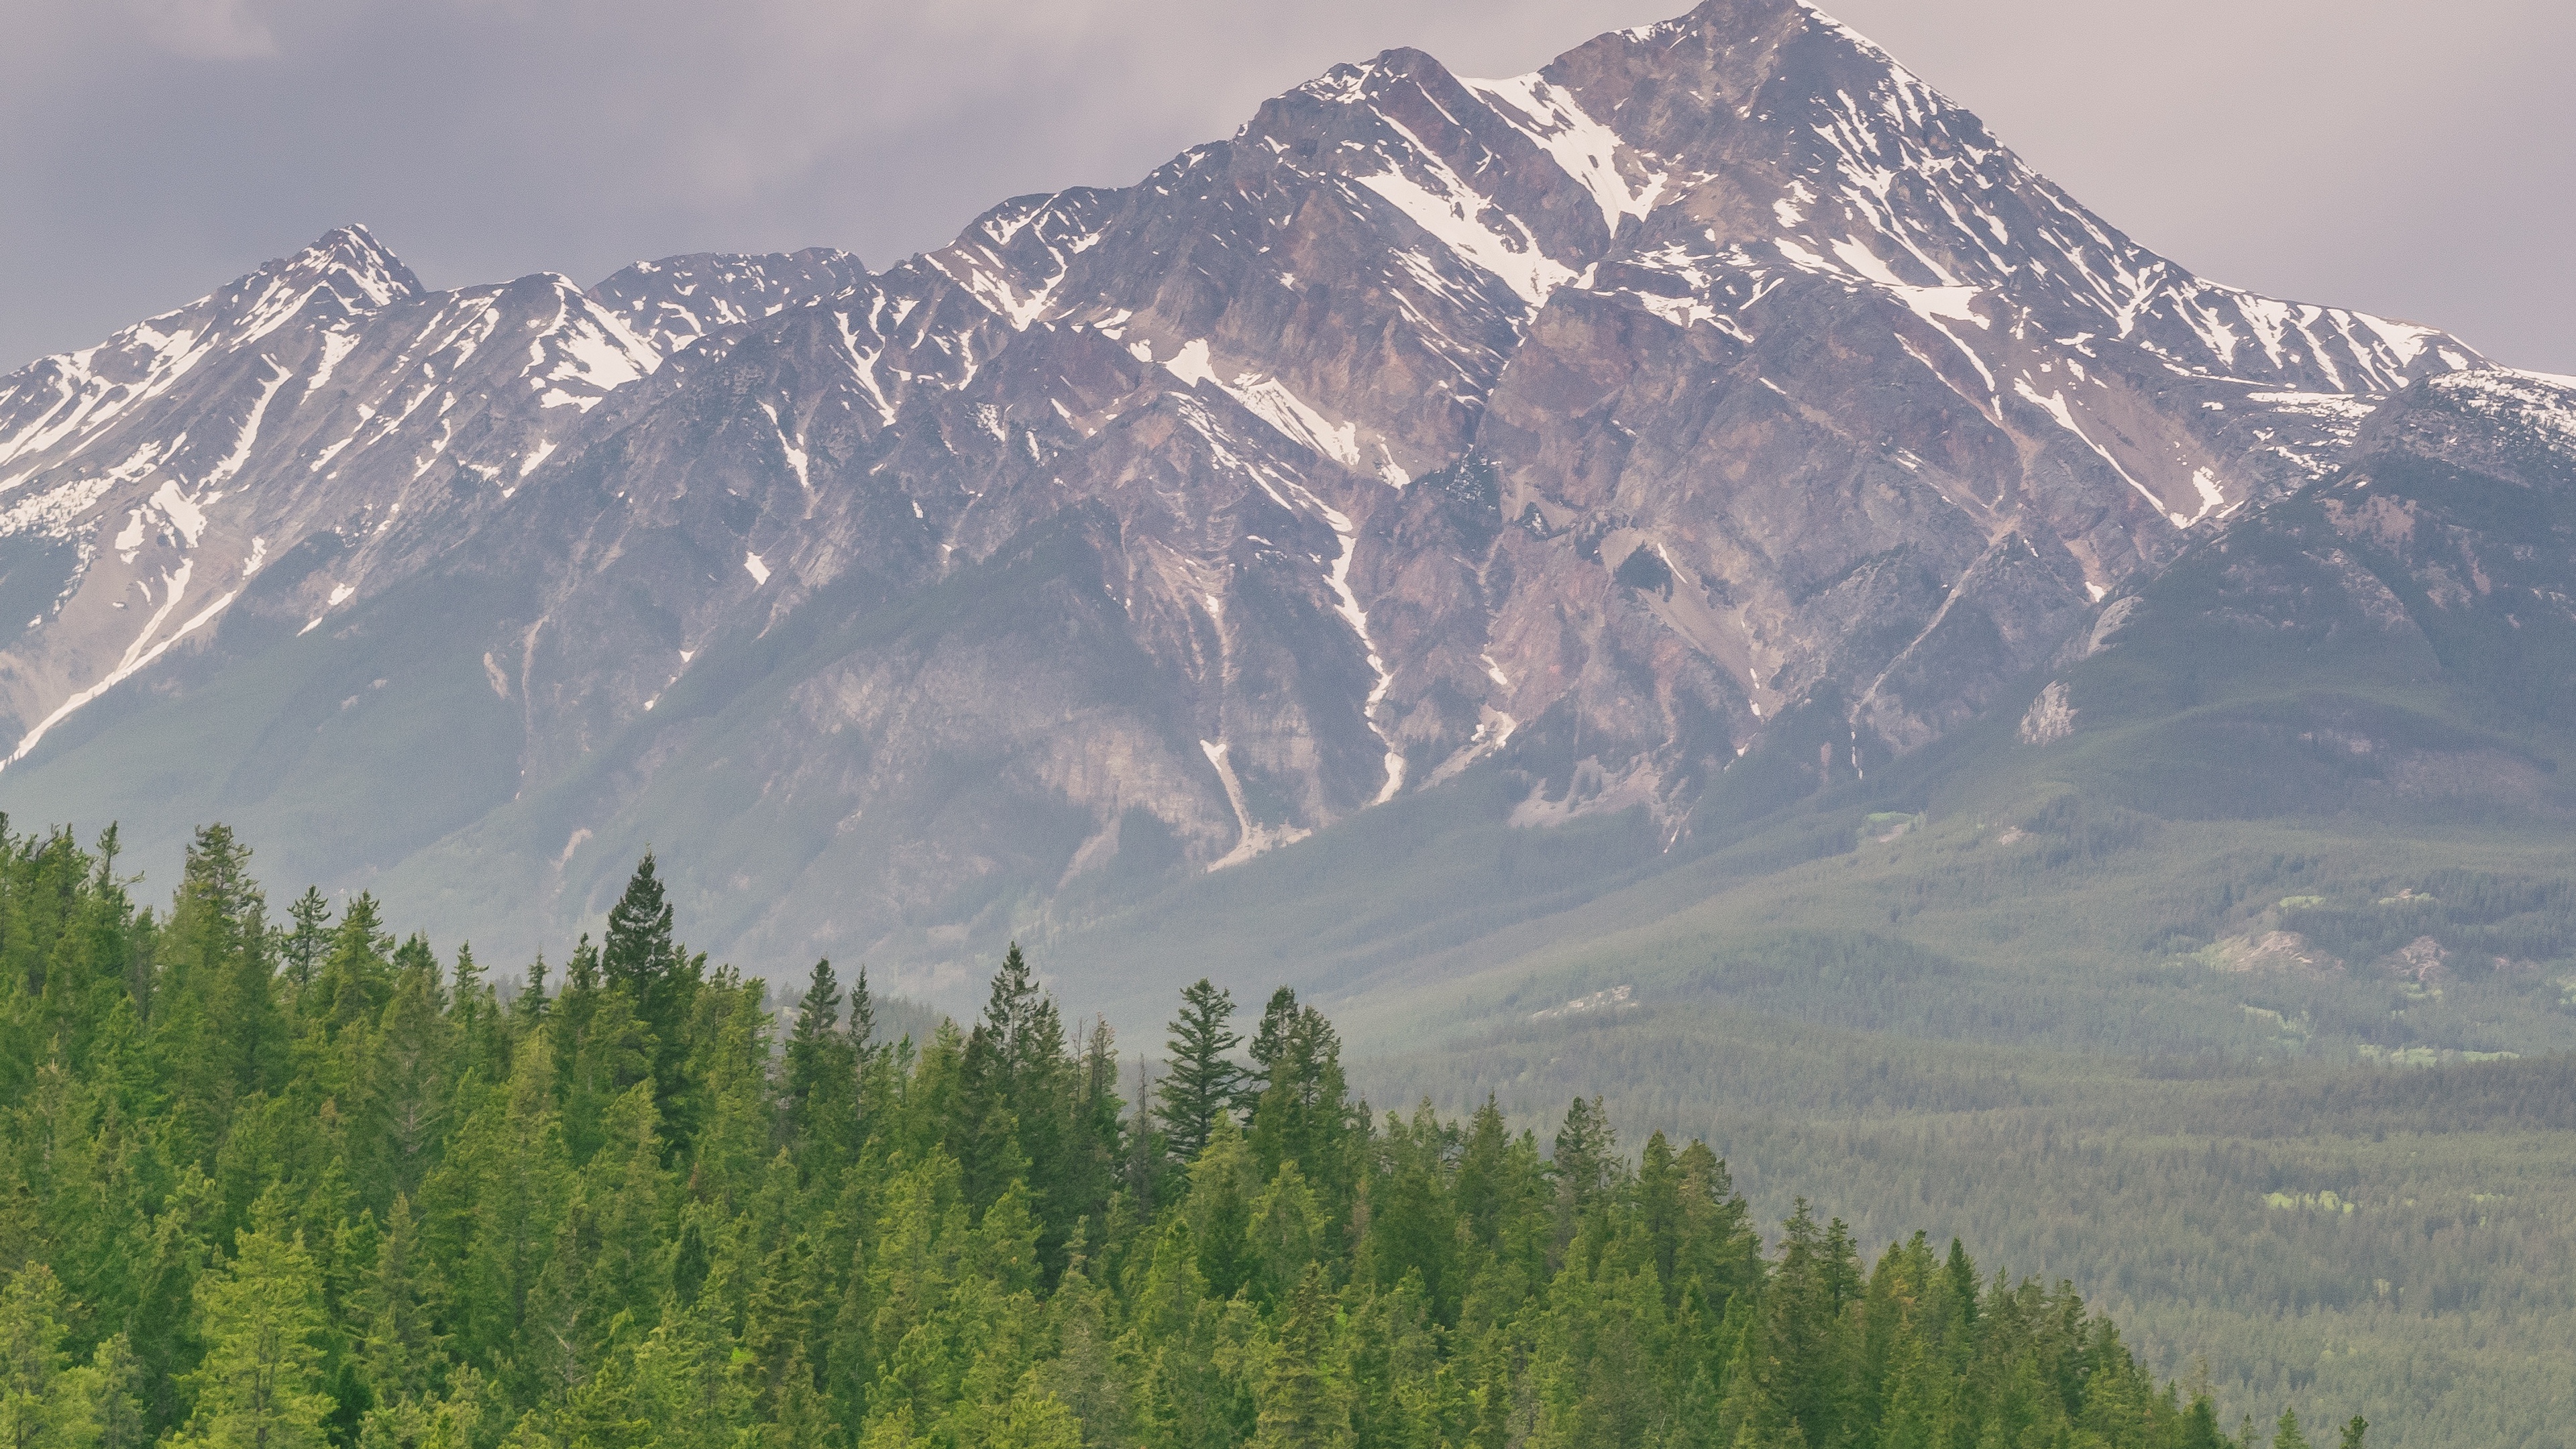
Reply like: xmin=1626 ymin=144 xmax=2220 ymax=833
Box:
xmin=1200 ymin=739 xmax=1313 ymax=870
xmin=1465 ymin=73 xmax=1666 ymax=231
xmin=1300 ymin=488 xmax=1405 ymax=803
xmin=8 ymin=559 xmax=241 ymax=767
xmin=1357 ymin=150 xmax=1575 ymax=306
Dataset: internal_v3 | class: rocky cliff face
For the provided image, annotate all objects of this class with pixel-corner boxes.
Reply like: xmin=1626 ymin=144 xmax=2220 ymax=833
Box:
xmin=0 ymin=0 xmax=2495 ymax=978
xmin=2017 ymin=367 xmax=2576 ymax=824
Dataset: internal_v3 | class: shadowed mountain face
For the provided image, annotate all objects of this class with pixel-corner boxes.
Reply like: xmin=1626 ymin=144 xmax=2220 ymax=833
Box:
xmin=0 ymin=0 xmax=2518 ymax=982
xmin=2019 ymin=367 xmax=2576 ymax=826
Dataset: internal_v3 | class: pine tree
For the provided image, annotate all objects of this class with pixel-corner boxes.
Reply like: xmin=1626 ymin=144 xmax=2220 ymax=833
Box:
xmin=281 ymin=890 xmax=331 ymax=994
xmin=599 ymin=852 xmax=704 ymax=1138
xmin=1944 ymin=1238 xmax=1980 ymax=1328
xmin=1157 ymin=979 xmax=1242 ymax=1164
xmin=85 ymin=1336 xmax=146 ymax=1449
xmin=958 ymin=944 xmax=1069 ymax=1224
xmin=786 ymin=959 xmax=860 ymax=1185
xmin=1244 ymin=991 xmax=1354 ymax=1197
xmin=1247 ymin=987 xmax=1299 ymax=1099
xmin=847 ymin=964 xmax=877 ymax=1055
xmin=176 ymin=1216 xmax=335 ymax=1449
xmin=2180 ymin=1397 xmax=2225 ymax=1449
xmin=1552 ymin=1095 xmax=1615 ymax=1218
xmin=0 ymin=1265 xmax=87 ymax=1449
xmin=1252 ymin=1265 xmax=1352 ymax=1449
xmin=511 ymin=952 xmax=549 ymax=1029
xmin=356 ymin=1195 xmax=431 ymax=1409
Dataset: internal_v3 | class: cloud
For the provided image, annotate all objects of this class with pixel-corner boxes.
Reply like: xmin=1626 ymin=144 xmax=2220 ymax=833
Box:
xmin=126 ymin=0 xmax=278 ymax=58
xmin=1 ymin=0 xmax=2570 ymax=375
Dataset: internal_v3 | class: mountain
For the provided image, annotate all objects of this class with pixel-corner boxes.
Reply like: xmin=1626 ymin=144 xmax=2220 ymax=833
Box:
xmin=1032 ymin=361 xmax=2576 ymax=1038
xmin=2012 ymin=365 xmax=2576 ymax=827
xmin=0 ymin=0 xmax=2520 ymax=989
xmin=0 ymin=229 xmax=859 ymax=765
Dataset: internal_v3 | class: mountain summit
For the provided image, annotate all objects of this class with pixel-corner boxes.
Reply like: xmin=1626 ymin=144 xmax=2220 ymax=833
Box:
xmin=0 ymin=0 xmax=2532 ymax=981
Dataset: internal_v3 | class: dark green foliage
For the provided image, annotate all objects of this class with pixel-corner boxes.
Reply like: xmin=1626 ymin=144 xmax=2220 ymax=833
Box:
xmin=0 ymin=824 xmax=2330 ymax=1449
xmin=1156 ymin=977 xmax=1243 ymax=1163
xmin=2275 ymin=871 xmax=2576 ymax=970
xmin=1368 ymin=999 xmax=2576 ymax=1449
xmin=786 ymin=957 xmax=861 ymax=1186
xmin=1244 ymin=987 xmax=1356 ymax=1196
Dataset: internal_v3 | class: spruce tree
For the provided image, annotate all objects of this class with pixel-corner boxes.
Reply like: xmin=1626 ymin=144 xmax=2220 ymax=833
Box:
xmin=1552 ymin=1095 xmax=1615 ymax=1216
xmin=769 ymin=1344 xmax=838 ymax=1449
xmin=1125 ymin=1059 xmax=1165 ymax=1212
xmin=847 ymin=963 xmax=877 ymax=1055
xmin=2181 ymin=1397 xmax=2226 ymax=1449
xmin=1156 ymin=978 xmax=1242 ymax=1163
xmin=600 ymin=852 xmax=704 ymax=1133
xmin=1252 ymin=1265 xmax=1352 ymax=1448
xmin=1944 ymin=1238 xmax=1980 ymax=1326
xmin=85 ymin=1336 xmax=146 ymax=1449
xmin=357 ymin=1197 xmax=430 ymax=1409
xmin=1245 ymin=992 xmax=1353 ymax=1195
xmin=787 ymin=959 xmax=860 ymax=1183
xmin=0 ymin=1264 xmax=84 ymax=1449
xmin=175 ymin=826 xmax=284 ymax=1102
xmin=311 ymin=892 xmax=394 ymax=1040
xmin=177 ymin=1217 xmax=334 ymax=1449
xmin=959 ymin=944 xmax=1069 ymax=1220
xmin=1061 ymin=1016 xmax=1124 ymax=1256
xmin=511 ymin=951 xmax=549 ymax=1028
xmin=600 ymin=851 xmax=677 ymax=991
xmin=1455 ymin=1095 xmax=1512 ymax=1248
xmin=281 ymin=888 xmax=331 ymax=994
xmin=1247 ymin=987 xmax=1299 ymax=1098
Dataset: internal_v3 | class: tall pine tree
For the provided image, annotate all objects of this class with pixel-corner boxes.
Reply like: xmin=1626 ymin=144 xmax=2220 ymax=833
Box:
xmin=1156 ymin=979 xmax=1242 ymax=1165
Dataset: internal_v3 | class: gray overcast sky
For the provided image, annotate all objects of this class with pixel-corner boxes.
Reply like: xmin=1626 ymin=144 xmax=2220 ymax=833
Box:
xmin=4 ymin=0 xmax=2569 ymax=374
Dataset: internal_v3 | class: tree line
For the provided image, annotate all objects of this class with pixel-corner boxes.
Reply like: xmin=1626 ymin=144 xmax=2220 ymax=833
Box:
xmin=0 ymin=822 xmax=2363 ymax=1449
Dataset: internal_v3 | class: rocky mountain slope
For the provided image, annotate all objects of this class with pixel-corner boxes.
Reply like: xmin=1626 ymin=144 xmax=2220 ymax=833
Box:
xmin=1027 ymin=362 xmax=2576 ymax=1032
xmin=0 ymin=0 xmax=2516 ymax=983
xmin=2022 ymin=365 xmax=2576 ymax=823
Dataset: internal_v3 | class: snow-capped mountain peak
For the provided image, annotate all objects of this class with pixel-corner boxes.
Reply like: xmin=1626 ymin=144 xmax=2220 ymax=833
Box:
xmin=0 ymin=228 xmax=868 ymax=767
xmin=590 ymin=246 xmax=871 ymax=356
xmin=0 ymin=1 xmax=2517 ymax=972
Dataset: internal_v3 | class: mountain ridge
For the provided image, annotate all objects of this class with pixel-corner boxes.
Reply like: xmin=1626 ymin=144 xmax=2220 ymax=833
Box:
xmin=0 ymin=0 xmax=2520 ymax=989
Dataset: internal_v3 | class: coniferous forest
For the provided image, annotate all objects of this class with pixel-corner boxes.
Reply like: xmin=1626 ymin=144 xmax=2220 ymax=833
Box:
xmin=0 ymin=824 xmax=2366 ymax=1449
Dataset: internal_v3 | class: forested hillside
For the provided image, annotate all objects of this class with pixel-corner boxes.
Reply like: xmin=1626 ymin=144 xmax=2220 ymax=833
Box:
xmin=0 ymin=822 xmax=2349 ymax=1449
xmin=1365 ymin=1004 xmax=2576 ymax=1449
